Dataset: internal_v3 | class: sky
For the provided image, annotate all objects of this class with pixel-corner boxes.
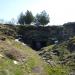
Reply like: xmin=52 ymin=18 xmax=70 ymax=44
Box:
xmin=0 ymin=0 xmax=75 ymax=25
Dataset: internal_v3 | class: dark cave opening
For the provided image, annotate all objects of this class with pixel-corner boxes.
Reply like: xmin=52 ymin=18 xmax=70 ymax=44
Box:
xmin=18 ymin=37 xmax=58 ymax=51
xmin=31 ymin=40 xmax=47 ymax=50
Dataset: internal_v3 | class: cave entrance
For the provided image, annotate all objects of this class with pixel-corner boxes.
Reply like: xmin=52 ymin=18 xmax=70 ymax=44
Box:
xmin=31 ymin=40 xmax=47 ymax=50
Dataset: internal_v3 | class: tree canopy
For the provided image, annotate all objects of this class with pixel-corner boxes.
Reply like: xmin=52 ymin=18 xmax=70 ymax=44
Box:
xmin=18 ymin=13 xmax=25 ymax=25
xmin=18 ymin=10 xmax=50 ymax=26
xmin=18 ymin=10 xmax=34 ymax=25
xmin=24 ymin=10 xmax=34 ymax=24
xmin=35 ymin=10 xmax=50 ymax=26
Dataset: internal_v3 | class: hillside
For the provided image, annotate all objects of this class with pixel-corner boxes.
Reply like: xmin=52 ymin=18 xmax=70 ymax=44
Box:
xmin=0 ymin=24 xmax=69 ymax=75
xmin=39 ymin=37 xmax=75 ymax=75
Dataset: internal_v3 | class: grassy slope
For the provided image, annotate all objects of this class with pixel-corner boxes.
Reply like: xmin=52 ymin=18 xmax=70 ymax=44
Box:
xmin=0 ymin=37 xmax=52 ymax=75
xmin=0 ymin=38 xmax=69 ymax=75
xmin=40 ymin=40 xmax=75 ymax=75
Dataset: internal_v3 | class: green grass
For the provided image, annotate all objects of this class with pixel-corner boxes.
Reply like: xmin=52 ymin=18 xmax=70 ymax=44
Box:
xmin=0 ymin=37 xmax=70 ymax=75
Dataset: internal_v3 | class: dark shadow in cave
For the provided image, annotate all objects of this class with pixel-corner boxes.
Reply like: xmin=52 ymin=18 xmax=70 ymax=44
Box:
xmin=31 ymin=40 xmax=47 ymax=50
xmin=17 ymin=36 xmax=58 ymax=51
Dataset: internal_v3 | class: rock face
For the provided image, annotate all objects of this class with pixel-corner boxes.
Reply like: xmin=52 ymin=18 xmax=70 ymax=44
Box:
xmin=17 ymin=25 xmax=62 ymax=50
xmin=17 ymin=22 xmax=75 ymax=51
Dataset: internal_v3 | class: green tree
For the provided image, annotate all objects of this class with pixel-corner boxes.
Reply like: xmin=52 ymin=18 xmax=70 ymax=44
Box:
xmin=18 ymin=12 xmax=25 ymax=25
xmin=35 ymin=10 xmax=50 ymax=27
xmin=25 ymin=10 xmax=34 ymax=24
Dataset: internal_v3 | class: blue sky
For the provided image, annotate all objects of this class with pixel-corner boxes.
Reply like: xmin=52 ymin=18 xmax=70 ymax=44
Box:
xmin=0 ymin=0 xmax=75 ymax=25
